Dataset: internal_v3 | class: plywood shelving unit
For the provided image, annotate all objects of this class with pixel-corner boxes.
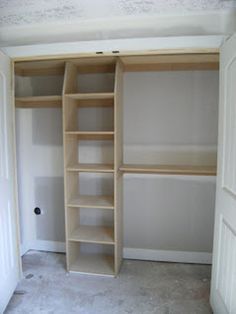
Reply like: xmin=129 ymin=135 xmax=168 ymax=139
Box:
xmin=14 ymin=51 xmax=219 ymax=276
xmin=63 ymin=57 xmax=123 ymax=276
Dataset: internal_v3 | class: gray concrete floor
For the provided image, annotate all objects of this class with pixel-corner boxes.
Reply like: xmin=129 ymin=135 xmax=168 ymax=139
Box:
xmin=6 ymin=251 xmax=212 ymax=314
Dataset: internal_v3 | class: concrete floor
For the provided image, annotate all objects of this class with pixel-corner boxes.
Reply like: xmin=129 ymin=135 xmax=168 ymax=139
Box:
xmin=6 ymin=251 xmax=212 ymax=314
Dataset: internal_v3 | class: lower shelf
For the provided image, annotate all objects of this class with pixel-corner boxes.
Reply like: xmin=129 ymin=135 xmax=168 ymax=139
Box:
xmin=69 ymin=253 xmax=114 ymax=276
xmin=119 ymin=164 xmax=216 ymax=176
xmin=69 ymin=225 xmax=114 ymax=244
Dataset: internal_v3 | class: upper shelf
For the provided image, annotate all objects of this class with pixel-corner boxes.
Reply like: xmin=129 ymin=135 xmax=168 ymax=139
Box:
xmin=15 ymin=60 xmax=65 ymax=76
xmin=65 ymin=93 xmax=114 ymax=107
xmin=15 ymin=95 xmax=62 ymax=108
xmin=15 ymin=57 xmax=116 ymax=76
xmin=120 ymin=53 xmax=219 ymax=72
xmin=14 ymin=53 xmax=219 ymax=77
xmin=119 ymin=164 xmax=217 ymax=176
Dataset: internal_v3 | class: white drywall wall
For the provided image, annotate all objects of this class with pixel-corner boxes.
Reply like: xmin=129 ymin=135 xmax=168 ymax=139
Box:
xmin=123 ymin=174 xmax=215 ymax=252
xmin=123 ymin=71 xmax=219 ymax=165
xmin=16 ymin=69 xmax=218 ymax=259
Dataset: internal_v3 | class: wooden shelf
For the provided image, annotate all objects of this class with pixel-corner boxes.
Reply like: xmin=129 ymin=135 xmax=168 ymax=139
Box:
xmin=63 ymin=58 xmax=122 ymax=276
xmin=120 ymin=54 xmax=219 ymax=72
xmin=70 ymin=254 xmax=114 ymax=276
xmin=65 ymin=131 xmax=114 ymax=140
xmin=69 ymin=226 xmax=114 ymax=244
xmin=65 ymin=93 xmax=114 ymax=107
xmin=67 ymin=163 xmax=114 ymax=173
xmin=67 ymin=195 xmax=114 ymax=209
xmin=65 ymin=93 xmax=114 ymax=100
xmin=15 ymin=60 xmax=65 ymax=76
xmin=15 ymin=95 xmax=62 ymax=108
xmin=119 ymin=164 xmax=217 ymax=176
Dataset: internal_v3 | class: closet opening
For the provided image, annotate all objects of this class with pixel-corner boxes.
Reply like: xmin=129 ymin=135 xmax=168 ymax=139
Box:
xmin=14 ymin=52 xmax=220 ymax=276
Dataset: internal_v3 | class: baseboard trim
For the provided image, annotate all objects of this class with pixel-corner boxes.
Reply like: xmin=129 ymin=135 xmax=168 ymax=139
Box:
xmin=20 ymin=243 xmax=31 ymax=256
xmin=25 ymin=241 xmax=212 ymax=264
xmin=123 ymin=248 xmax=212 ymax=264
xmin=30 ymin=240 xmax=66 ymax=253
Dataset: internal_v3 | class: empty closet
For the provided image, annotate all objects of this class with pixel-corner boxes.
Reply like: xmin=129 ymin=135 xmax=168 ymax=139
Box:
xmin=15 ymin=51 xmax=219 ymax=276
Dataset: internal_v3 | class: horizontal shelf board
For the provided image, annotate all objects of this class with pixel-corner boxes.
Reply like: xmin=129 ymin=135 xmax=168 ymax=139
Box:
xmin=121 ymin=53 xmax=219 ymax=72
xmin=119 ymin=164 xmax=217 ymax=176
xmin=120 ymin=54 xmax=219 ymax=72
xmin=64 ymin=93 xmax=114 ymax=107
xmin=15 ymin=60 xmax=65 ymax=76
xmin=67 ymin=195 xmax=114 ymax=209
xmin=65 ymin=93 xmax=114 ymax=100
xmin=67 ymin=163 xmax=114 ymax=173
xmin=69 ymin=254 xmax=114 ymax=276
xmin=65 ymin=131 xmax=114 ymax=140
xmin=69 ymin=226 xmax=114 ymax=244
xmin=15 ymin=95 xmax=62 ymax=108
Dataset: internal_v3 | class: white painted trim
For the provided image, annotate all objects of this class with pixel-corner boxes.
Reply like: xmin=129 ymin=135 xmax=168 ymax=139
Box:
xmin=30 ymin=240 xmax=66 ymax=253
xmin=20 ymin=243 xmax=31 ymax=257
xmin=2 ymin=35 xmax=225 ymax=59
xmin=25 ymin=241 xmax=212 ymax=264
xmin=123 ymin=248 xmax=212 ymax=264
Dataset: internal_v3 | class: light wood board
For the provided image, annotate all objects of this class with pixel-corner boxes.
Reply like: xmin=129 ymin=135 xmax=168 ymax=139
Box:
xmin=119 ymin=164 xmax=217 ymax=176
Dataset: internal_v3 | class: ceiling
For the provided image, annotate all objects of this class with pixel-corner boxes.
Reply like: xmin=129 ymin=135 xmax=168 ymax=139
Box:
xmin=0 ymin=0 xmax=236 ymax=47
xmin=0 ymin=0 xmax=236 ymax=27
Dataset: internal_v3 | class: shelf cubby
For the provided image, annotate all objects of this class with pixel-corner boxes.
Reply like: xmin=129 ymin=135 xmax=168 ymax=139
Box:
xmin=63 ymin=57 xmax=116 ymax=95
xmin=63 ymin=93 xmax=114 ymax=132
xmin=68 ymin=242 xmax=114 ymax=276
xmin=15 ymin=59 xmax=65 ymax=108
xmin=64 ymin=137 xmax=114 ymax=175
xmin=70 ymin=253 xmax=114 ymax=276
xmin=15 ymin=60 xmax=65 ymax=77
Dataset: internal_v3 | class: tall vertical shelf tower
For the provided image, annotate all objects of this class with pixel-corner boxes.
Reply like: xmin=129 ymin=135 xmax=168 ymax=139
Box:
xmin=63 ymin=57 xmax=123 ymax=276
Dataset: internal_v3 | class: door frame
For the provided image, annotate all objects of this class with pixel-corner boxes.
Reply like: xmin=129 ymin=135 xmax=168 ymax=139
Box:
xmin=2 ymin=34 xmax=225 ymax=308
xmin=0 ymin=51 xmax=22 ymax=313
xmin=10 ymin=58 xmax=22 ymax=277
